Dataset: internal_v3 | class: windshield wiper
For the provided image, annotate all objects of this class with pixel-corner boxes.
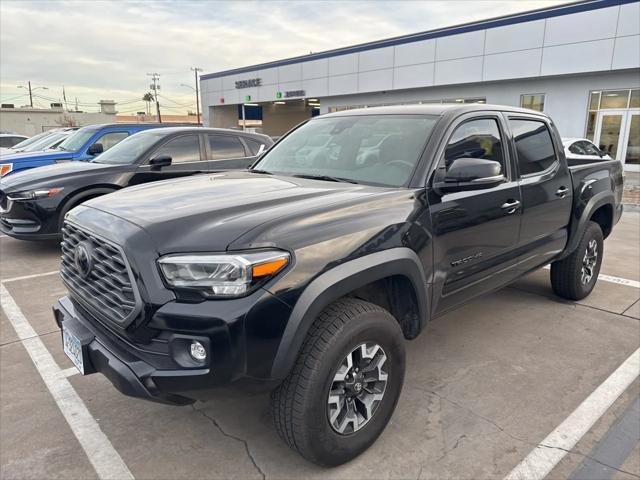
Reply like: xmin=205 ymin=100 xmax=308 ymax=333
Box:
xmin=291 ymin=174 xmax=359 ymax=184
xmin=249 ymin=169 xmax=273 ymax=175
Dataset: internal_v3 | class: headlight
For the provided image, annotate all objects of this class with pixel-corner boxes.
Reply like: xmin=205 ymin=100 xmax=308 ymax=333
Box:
xmin=0 ymin=163 xmax=12 ymax=177
xmin=158 ymin=250 xmax=290 ymax=297
xmin=7 ymin=187 xmax=64 ymax=201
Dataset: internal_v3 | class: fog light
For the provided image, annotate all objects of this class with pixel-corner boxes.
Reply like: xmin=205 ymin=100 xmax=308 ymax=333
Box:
xmin=190 ymin=341 xmax=207 ymax=362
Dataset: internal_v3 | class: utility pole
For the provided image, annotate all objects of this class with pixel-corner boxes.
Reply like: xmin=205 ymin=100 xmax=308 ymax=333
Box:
xmin=147 ymin=73 xmax=162 ymax=123
xmin=17 ymin=81 xmax=47 ymax=107
xmin=191 ymin=67 xmax=203 ymax=125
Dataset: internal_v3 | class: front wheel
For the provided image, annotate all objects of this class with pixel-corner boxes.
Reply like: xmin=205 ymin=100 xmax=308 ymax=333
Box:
xmin=550 ymin=220 xmax=604 ymax=300
xmin=270 ymin=298 xmax=405 ymax=466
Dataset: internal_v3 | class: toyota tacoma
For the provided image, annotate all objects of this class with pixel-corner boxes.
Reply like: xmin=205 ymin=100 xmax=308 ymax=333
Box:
xmin=53 ymin=104 xmax=623 ymax=466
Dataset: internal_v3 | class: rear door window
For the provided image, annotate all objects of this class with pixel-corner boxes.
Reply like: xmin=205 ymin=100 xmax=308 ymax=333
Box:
xmin=509 ymin=119 xmax=557 ymax=176
xmin=208 ymin=135 xmax=246 ymax=160
xmin=243 ymin=137 xmax=267 ymax=156
xmin=568 ymin=142 xmax=586 ymax=155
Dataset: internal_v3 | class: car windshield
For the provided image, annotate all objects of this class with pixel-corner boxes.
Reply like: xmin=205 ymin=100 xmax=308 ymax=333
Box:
xmin=253 ymin=115 xmax=438 ymax=187
xmin=11 ymin=131 xmax=52 ymax=150
xmin=21 ymin=132 xmax=68 ymax=152
xmin=92 ymin=130 xmax=165 ymax=164
xmin=56 ymin=128 xmax=96 ymax=152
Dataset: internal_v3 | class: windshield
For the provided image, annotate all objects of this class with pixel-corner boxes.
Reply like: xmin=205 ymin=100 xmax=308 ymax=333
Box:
xmin=11 ymin=131 xmax=52 ymax=150
xmin=253 ymin=115 xmax=438 ymax=187
xmin=21 ymin=132 xmax=68 ymax=152
xmin=92 ymin=130 xmax=165 ymax=164
xmin=57 ymin=128 xmax=95 ymax=152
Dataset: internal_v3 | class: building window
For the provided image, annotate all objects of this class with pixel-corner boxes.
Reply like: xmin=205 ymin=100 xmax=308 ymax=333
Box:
xmin=520 ymin=94 xmax=545 ymax=112
xmin=585 ymin=88 xmax=640 ymax=140
xmin=328 ymin=97 xmax=486 ymax=113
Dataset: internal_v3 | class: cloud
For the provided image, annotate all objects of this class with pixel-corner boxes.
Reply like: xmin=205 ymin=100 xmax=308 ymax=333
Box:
xmin=0 ymin=0 xmax=571 ymax=113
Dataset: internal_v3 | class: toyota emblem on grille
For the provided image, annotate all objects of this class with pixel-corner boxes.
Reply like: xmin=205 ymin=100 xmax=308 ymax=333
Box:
xmin=74 ymin=242 xmax=93 ymax=279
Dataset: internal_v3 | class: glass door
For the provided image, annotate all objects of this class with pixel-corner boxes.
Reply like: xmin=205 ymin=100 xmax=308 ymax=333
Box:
xmin=594 ymin=110 xmax=628 ymax=161
xmin=623 ymin=111 xmax=640 ymax=172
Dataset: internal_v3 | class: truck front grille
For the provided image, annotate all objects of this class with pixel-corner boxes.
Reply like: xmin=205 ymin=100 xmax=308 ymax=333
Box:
xmin=60 ymin=221 xmax=139 ymax=327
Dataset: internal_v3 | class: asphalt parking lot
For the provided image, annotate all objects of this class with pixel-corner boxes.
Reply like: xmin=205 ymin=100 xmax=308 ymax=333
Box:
xmin=1 ymin=212 xmax=639 ymax=480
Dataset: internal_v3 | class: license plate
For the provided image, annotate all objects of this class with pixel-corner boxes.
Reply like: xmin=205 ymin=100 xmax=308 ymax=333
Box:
xmin=63 ymin=327 xmax=85 ymax=374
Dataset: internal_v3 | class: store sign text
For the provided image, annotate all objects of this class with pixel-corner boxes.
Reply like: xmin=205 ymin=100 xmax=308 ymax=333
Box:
xmin=235 ymin=78 xmax=262 ymax=89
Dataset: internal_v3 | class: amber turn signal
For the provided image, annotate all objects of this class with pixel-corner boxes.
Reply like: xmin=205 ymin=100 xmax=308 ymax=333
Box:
xmin=252 ymin=257 xmax=289 ymax=278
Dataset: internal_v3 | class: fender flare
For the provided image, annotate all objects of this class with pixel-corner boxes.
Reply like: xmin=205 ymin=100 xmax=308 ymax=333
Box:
xmin=270 ymin=247 xmax=429 ymax=379
xmin=560 ymin=191 xmax=614 ymax=259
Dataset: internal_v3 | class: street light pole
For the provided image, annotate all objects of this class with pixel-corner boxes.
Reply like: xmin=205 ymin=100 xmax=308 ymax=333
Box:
xmin=191 ymin=67 xmax=203 ymax=125
xmin=17 ymin=82 xmax=48 ymax=108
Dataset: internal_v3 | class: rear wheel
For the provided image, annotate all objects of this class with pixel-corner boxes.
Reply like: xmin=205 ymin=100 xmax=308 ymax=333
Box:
xmin=270 ymin=298 xmax=405 ymax=466
xmin=550 ymin=221 xmax=603 ymax=300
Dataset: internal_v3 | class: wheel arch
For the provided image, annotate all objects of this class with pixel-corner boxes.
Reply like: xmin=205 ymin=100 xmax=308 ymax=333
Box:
xmin=270 ymin=247 xmax=429 ymax=380
xmin=559 ymin=191 xmax=615 ymax=260
xmin=57 ymin=185 xmax=121 ymax=229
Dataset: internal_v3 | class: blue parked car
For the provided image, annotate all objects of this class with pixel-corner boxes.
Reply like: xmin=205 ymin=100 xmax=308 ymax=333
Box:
xmin=0 ymin=123 xmax=183 ymax=177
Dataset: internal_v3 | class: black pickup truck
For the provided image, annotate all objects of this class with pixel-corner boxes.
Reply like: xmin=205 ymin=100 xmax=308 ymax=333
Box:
xmin=53 ymin=105 xmax=623 ymax=466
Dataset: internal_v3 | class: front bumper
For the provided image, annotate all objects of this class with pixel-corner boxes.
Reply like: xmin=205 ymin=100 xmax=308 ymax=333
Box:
xmin=54 ymin=296 xmax=209 ymax=405
xmin=0 ymin=192 xmax=61 ymax=239
xmin=53 ymin=283 xmax=292 ymax=405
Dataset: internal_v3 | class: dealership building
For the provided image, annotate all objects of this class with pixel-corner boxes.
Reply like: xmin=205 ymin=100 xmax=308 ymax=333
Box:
xmin=200 ymin=0 xmax=640 ymax=171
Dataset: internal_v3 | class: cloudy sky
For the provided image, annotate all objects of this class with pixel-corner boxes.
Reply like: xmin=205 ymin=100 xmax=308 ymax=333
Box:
xmin=1 ymin=0 xmax=571 ymax=115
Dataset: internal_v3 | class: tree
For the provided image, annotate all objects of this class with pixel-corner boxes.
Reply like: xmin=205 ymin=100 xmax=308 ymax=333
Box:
xmin=56 ymin=113 xmax=78 ymax=127
xmin=142 ymin=92 xmax=154 ymax=115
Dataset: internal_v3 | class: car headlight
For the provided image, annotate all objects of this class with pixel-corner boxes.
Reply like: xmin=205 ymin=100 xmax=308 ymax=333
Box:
xmin=7 ymin=187 xmax=64 ymax=201
xmin=0 ymin=163 xmax=12 ymax=177
xmin=158 ymin=250 xmax=290 ymax=297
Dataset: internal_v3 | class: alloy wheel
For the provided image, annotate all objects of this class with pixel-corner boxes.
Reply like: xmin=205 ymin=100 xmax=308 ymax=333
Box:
xmin=327 ymin=343 xmax=388 ymax=435
xmin=581 ymin=238 xmax=598 ymax=284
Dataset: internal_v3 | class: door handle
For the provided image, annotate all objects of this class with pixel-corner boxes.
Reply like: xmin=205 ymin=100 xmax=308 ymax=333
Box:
xmin=556 ymin=186 xmax=569 ymax=198
xmin=501 ymin=199 xmax=521 ymax=214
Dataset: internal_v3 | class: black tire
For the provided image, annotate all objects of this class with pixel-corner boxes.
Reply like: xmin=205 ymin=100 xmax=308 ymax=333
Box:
xmin=550 ymin=221 xmax=603 ymax=300
xmin=270 ymin=298 xmax=405 ymax=467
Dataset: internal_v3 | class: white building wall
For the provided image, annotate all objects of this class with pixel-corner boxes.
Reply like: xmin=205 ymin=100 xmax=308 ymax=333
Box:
xmin=0 ymin=108 xmax=116 ymax=136
xmin=201 ymin=1 xmax=640 ymax=114
xmin=319 ymin=70 xmax=640 ymax=139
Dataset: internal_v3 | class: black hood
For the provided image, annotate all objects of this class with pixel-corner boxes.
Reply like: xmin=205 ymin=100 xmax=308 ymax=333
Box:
xmin=0 ymin=161 xmax=118 ymax=191
xmin=82 ymin=171 xmax=392 ymax=254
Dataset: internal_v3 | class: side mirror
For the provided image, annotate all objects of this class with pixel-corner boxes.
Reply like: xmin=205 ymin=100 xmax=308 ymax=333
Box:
xmin=87 ymin=143 xmax=103 ymax=155
xmin=434 ymin=157 xmax=504 ymax=194
xmin=149 ymin=155 xmax=172 ymax=170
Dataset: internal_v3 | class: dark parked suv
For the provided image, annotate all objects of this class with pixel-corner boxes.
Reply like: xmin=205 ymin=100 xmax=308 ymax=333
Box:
xmin=0 ymin=127 xmax=272 ymax=239
xmin=54 ymin=105 xmax=623 ymax=466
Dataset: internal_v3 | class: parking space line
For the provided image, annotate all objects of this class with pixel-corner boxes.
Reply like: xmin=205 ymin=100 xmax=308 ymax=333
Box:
xmin=0 ymin=283 xmax=134 ymax=480
xmin=60 ymin=366 xmax=80 ymax=378
xmin=1 ymin=270 xmax=59 ymax=283
xmin=504 ymin=348 xmax=640 ymax=480
xmin=542 ymin=266 xmax=640 ymax=289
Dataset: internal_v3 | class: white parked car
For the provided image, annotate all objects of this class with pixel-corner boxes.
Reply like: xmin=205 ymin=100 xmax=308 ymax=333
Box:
xmin=0 ymin=133 xmax=29 ymax=149
xmin=562 ymin=137 xmax=611 ymax=166
xmin=0 ymin=128 xmax=78 ymax=156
